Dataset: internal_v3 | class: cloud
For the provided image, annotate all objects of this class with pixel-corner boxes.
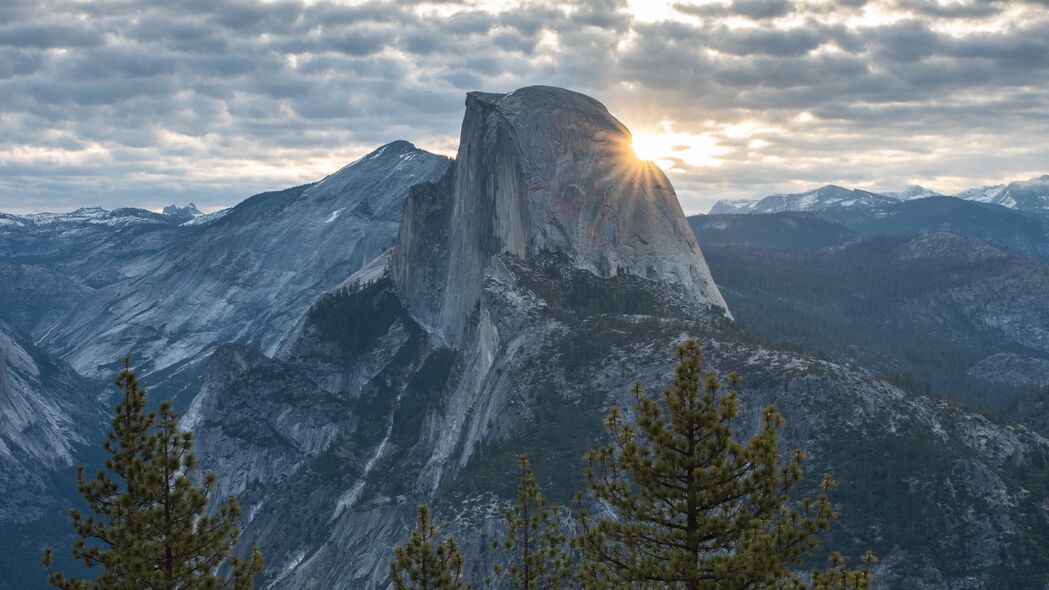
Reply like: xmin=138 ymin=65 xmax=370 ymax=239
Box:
xmin=678 ymin=0 xmax=794 ymax=20
xmin=895 ymin=0 xmax=1004 ymax=18
xmin=0 ymin=0 xmax=1046 ymax=215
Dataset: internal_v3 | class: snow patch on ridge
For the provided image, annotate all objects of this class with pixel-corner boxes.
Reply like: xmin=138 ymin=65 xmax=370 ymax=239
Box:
xmin=325 ymin=208 xmax=344 ymax=223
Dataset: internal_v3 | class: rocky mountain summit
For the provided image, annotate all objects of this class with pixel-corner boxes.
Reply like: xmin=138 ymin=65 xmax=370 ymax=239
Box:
xmin=161 ymin=202 xmax=205 ymax=222
xmin=391 ymin=87 xmax=728 ymax=346
xmin=991 ymin=175 xmax=1049 ymax=214
xmin=172 ymin=87 xmax=1049 ymax=589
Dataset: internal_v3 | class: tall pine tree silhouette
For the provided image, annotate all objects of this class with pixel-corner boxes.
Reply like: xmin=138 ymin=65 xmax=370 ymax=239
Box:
xmin=43 ymin=358 xmax=262 ymax=589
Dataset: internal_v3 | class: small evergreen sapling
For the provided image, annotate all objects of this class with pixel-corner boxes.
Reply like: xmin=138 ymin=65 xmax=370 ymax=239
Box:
xmin=490 ymin=455 xmax=574 ymax=589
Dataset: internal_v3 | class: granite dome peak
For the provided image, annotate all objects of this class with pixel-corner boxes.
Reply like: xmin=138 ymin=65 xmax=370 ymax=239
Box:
xmin=391 ymin=86 xmax=729 ymax=346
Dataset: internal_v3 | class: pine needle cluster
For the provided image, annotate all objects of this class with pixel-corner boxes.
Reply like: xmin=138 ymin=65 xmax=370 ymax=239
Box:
xmin=390 ymin=505 xmax=470 ymax=590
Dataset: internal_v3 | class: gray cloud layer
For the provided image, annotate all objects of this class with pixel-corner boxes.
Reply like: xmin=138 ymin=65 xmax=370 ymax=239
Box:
xmin=0 ymin=0 xmax=1047 ymax=214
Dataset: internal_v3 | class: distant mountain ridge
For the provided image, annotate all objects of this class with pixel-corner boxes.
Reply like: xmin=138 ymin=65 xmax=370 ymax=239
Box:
xmin=690 ymin=209 xmax=1049 ymax=443
xmin=0 ymin=140 xmax=450 ymax=398
xmin=709 ymin=184 xmax=896 ymax=215
xmin=710 ymin=175 xmax=1049 ymax=216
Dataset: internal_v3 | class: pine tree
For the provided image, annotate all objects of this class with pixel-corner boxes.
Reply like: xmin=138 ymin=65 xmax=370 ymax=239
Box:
xmin=576 ymin=339 xmax=873 ymax=589
xmin=390 ymin=505 xmax=469 ymax=590
xmin=43 ymin=358 xmax=263 ymax=590
xmin=490 ymin=455 xmax=573 ymax=590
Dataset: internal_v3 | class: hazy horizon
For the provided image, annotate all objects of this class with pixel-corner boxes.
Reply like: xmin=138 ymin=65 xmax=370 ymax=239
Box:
xmin=0 ymin=155 xmax=1035 ymax=217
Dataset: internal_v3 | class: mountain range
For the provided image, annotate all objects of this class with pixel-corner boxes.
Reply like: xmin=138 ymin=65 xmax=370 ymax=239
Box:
xmin=710 ymin=176 xmax=1049 ymax=217
xmin=2 ymin=87 xmax=1048 ymax=589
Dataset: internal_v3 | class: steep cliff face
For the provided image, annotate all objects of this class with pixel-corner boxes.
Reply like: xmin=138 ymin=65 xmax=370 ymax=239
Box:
xmin=0 ymin=322 xmax=104 ymax=589
xmin=0 ymin=322 xmax=99 ymax=471
xmin=391 ymin=86 xmax=727 ymax=346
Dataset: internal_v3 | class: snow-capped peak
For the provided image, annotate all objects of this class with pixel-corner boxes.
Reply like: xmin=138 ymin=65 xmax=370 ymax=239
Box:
xmin=952 ymin=184 xmax=1005 ymax=204
xmin=987 ymin=175 xmax=1049 ymax=214
xmin=879 ymin=185 xmax=944 ymax=200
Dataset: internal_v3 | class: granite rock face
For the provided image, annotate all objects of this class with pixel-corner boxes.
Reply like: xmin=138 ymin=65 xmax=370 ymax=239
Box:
xmin=391 ymin=86 xmax=728 ymax=346
xmin=0 ymin=320 xmax=105 ymax=587
xmin=0 ymin=141 xmax=449 ymax=402
xmin=0 ymin=321 xmax=99 ymax=472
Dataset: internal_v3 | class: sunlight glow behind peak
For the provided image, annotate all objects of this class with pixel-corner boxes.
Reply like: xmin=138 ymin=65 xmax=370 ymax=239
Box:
xmin=631 ymin=120 xmax=727 ymax=170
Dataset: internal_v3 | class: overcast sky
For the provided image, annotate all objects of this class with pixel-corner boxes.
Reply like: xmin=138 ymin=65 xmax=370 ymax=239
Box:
xmin=1 ymin=0 xmax=1047 ymax=215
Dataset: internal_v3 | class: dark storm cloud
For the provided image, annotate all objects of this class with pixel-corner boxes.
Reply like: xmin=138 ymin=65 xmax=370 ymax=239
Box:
xmin=0 ymin=23 xmax=104 ymax=48
xmin=0 ymin=0 xmax=1047 ymax=215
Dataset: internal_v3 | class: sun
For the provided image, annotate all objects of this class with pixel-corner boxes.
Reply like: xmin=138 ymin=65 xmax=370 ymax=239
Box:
xmin=631 ymin=133 xmax=666 ymax=164
xmin=630 ymin=120 xmax=727 ymax=170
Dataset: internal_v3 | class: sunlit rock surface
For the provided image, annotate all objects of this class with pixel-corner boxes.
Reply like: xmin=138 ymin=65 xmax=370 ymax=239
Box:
xmin=392 ymin=86 xmax=728 ymax=346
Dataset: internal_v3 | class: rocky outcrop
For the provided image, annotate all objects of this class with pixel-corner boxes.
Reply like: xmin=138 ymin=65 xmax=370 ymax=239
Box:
xmin=391 ymin=86 xmax=728 ymax=346
xmin=161 ymin=203 xmax=204 ymax=223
